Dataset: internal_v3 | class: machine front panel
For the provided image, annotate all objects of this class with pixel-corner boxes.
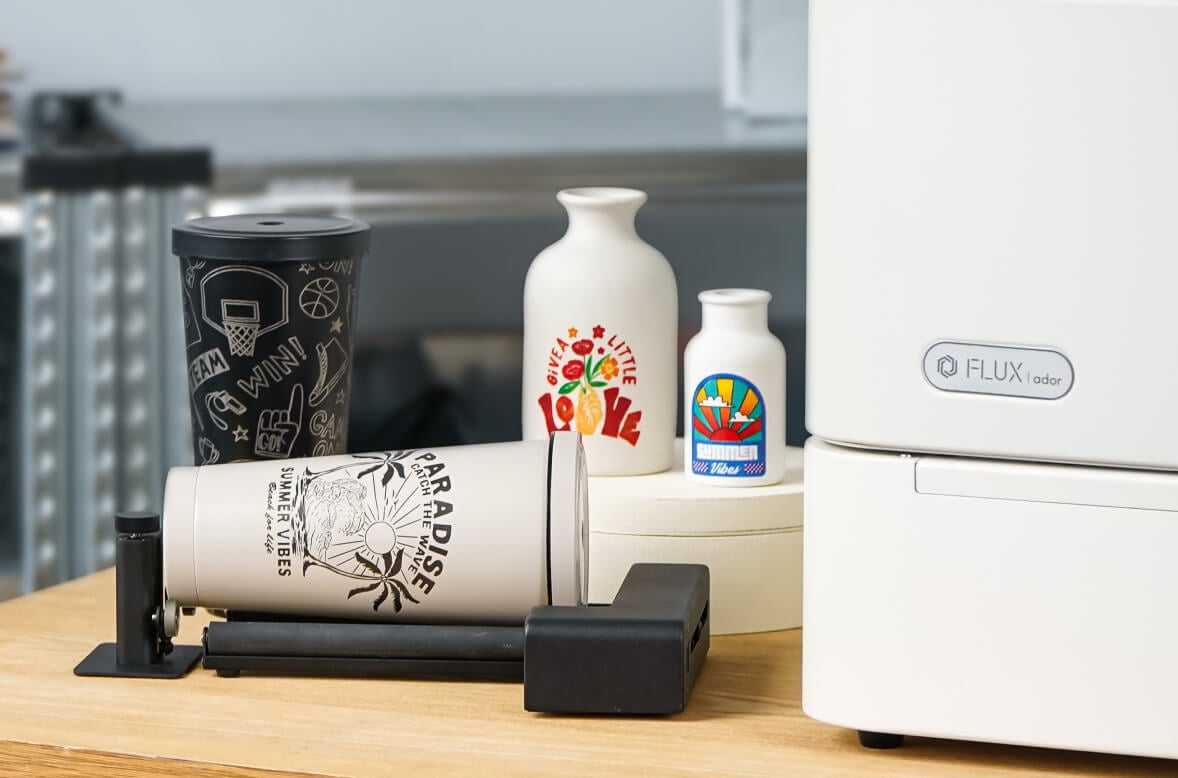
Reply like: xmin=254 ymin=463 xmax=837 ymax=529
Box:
xmin=807 ymin=0 xmax=1178 ymax=469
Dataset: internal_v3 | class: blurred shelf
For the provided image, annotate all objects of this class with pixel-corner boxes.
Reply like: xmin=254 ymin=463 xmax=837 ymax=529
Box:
xmin=3 ymin=92 xmax=806 ymax=215
xmin=110 ymin=92 xmax=806 ymax=211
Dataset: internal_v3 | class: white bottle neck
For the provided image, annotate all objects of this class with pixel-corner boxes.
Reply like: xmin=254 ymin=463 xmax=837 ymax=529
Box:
xmin=699 ymin=289 xmax=771 ymax=332
xmin=558 ymin=187 xmax=645 ymax=241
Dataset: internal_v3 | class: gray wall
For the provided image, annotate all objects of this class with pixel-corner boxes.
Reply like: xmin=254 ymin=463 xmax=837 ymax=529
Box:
xmin=4 ymin=0 xmax=721 ymax=100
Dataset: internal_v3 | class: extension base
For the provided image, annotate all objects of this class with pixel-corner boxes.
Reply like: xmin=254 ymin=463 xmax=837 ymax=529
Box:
xmin=199 ymin=564 xmax=710 ymax=716
xmin=203 ymin=654 xmax=523 ymax=681
xmin=74 ymin=643 xmax=203 ymax=679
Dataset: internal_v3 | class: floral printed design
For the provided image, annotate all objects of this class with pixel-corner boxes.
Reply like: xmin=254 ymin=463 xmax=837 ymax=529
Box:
xmin=557 ymin=353 xmax=614 ymax=395
xmin=599 ymin=356 xmax=619 ymax=380
xmin=557 ymin=340 xmax=620 ymax=436
xmin=537 ymin=323 xmax=641 ymax=446
xmin=562 ymin=361 xmax=585 ymax=381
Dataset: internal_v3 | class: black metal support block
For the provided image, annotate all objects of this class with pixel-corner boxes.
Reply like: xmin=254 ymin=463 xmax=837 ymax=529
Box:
xmin=523 ymin=563 xmax=710 ymax=715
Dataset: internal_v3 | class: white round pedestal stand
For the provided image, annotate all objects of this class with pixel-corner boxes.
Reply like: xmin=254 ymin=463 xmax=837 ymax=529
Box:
xmin=588 ymin=439 xmax=803 ymax=635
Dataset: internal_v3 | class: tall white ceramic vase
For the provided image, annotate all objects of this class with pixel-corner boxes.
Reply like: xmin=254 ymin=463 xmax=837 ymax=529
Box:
xmin=523 ymin=187 xmax=678 ymax=476
xmin=683 ymin=289 xmax=786 ymax=486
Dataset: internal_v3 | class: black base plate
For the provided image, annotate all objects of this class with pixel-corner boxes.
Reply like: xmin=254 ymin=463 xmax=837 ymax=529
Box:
xmin=74 ymin=643 xmax=203 ymax=679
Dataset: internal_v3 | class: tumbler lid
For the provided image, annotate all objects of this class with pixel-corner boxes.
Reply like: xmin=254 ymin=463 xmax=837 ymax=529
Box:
xmin=547 ymin=432 xmax=589 ymax=607
xmin=172 ymin=213 xmax=370 ymax=262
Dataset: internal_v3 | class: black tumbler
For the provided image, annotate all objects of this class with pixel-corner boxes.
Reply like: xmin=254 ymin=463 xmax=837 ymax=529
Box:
xmin=171 ymin=214 xmax=371 ymax=464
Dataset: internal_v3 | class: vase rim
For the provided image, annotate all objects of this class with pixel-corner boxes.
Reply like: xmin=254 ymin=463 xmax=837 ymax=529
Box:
xmin=557 ymin=187 xmax=648 ymax=208
xmin=699 ymin=288 xmax=772 ymax=306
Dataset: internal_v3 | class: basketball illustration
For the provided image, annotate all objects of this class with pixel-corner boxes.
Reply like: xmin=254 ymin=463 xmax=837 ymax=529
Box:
xmin=299 ymin=277 xmax=340 ymax=320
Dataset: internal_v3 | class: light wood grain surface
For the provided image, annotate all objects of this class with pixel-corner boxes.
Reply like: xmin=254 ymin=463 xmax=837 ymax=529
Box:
xmin=0 ymin=570 xmax=1174 ymax=777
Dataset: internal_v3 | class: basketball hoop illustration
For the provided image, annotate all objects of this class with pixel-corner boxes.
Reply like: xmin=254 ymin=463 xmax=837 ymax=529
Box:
xmin=200 ymin=266 xmax=290 ymax=358
xmin=221 ymin=300 xmax=261 ymax=356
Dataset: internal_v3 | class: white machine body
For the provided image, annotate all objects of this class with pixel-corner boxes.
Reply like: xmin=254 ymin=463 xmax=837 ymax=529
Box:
xmin=805 ymin=0 xmax=1178 ymax=759
xmin=804 ymin=440 xmax=1178 ymax=759
xmin=807 ymin=0 xmax=1178 ymax=470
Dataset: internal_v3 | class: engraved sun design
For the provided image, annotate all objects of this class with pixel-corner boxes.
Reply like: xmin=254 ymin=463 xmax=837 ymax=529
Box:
xmin=299 ymin=451 xmax=428 ymax=612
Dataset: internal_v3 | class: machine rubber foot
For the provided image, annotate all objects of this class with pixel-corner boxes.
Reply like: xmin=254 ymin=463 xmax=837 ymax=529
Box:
xmin=858 ymin=730 xmax=905 ymax=749
xmin=216 ymin=668 xmax=241 ymax=678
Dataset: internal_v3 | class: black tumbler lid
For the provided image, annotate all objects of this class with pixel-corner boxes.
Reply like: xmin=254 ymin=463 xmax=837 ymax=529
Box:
xmin=172 ymin=214 xmax=370 ymax=262
xmin=115 ymin=511 xmax=161 ymax=534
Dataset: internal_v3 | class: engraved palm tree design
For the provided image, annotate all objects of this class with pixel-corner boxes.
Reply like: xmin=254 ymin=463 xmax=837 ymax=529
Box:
xmin=346 ymin=545 xmax=416 ymax=613
xmin=298 ymin=450 xmax=423 ymax=612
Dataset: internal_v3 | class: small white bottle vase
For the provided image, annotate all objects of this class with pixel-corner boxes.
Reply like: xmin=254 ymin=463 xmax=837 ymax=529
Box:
xmin=683 ymin=289 xmax=786 ymax=486
xmin=523 ymin=187 xmax=678 ymax=476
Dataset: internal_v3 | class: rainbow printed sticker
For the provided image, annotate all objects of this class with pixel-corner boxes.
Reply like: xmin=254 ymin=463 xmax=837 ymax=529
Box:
xmin=690 ymin=374 xmax=765 ymax=477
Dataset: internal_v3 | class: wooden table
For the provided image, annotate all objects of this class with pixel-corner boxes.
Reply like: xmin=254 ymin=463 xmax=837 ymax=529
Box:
xmin=1 ymin=570 xmax=1173 ymax=777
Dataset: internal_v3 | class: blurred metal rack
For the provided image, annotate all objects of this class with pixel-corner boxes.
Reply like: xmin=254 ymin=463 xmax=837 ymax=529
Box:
xmin=14 ymin=92 xmax=209 ymax=593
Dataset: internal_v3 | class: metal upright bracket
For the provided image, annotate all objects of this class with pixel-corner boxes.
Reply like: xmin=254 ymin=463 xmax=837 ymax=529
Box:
xmin=74 ymin=511 xmax=201 ymax=679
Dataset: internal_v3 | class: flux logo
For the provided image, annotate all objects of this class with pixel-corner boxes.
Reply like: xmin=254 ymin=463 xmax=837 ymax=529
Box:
xmin=924 ymin=341 xmax=1074 ymax=400
xmin=966 ymin=358 xmax=1024 ymax=382
xmin=937 ymin=354 xmax=1026 ymax=383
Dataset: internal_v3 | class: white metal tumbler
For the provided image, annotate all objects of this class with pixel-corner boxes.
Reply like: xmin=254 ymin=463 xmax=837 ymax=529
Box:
xmin=163 ymin=432 xmax=588 ymax=624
